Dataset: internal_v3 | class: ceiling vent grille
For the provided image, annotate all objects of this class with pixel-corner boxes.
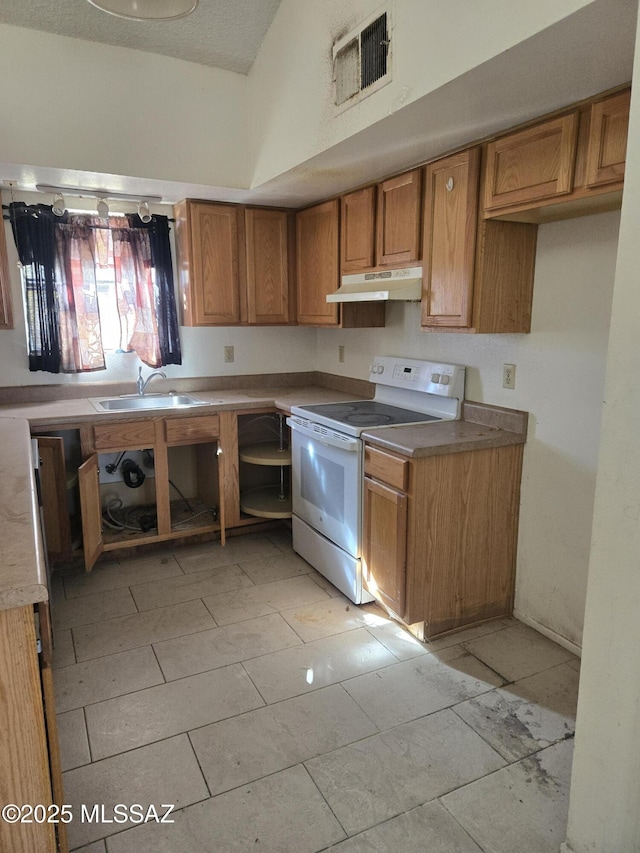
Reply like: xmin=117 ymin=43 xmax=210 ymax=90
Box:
xmin=333 ymin=9 xmax=391 ymax=109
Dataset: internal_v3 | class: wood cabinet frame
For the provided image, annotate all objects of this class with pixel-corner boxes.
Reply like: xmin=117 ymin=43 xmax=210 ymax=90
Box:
xmin=296 ymin=199 xmax=385 ymax=328
xmin=484 ymin=113 xmax=579 ymax=211
xmin=0 ymin=606 xmax=60 ymax=852
xmin=363 ymin=475 xmax=407 ymax=616
xmin=585 ymin=89 xmax=631 ymax=188
xmin=78 ymin=415 xmax=225 ymax=570
xmin=376 ymin=169 xmax=422 ymax=266
xmin=364 ymin=442 xmax=524 ymax=640
xmin=176 ymin=201 xmax=295 ymax=327
xmin=176 ymin=201 xmax=240 ymax=326
xmin=0 ymin=218 xmax=14 ymax=329
xmin=340 ymin=186 xmax=376 ymax=273
xmin=422 ymin=148 xmax=480 ymax=328
xmin=243 ymin=207 xmax=294 ymax=325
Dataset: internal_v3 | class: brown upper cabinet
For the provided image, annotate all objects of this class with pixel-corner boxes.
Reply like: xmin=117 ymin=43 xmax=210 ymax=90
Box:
xmin=484 ymin=113 xmax=579 ymax=212
xmin=176 ymin=201 xmax=240 ymax=325
xmin=422 ymin=148 xmax=480 ymax=329
xmin=340 ymin=186 xmax=376 ymax=272
xmin=585 ymin=89 xmax=630 ymax=188
xmin=422 ymin=146 xmax=537 ymax=334
xmin=243 ymin=207 xmax=292 ymax=325
xmin=175 ymin=200 xmax=294 ymax=326
xmin=296 ymin=199 xmax=385 ymax=328
xmin=296 ymin=199 xmax=340 ymax=326
xmin=339 ymin=168 xmax=422 ymax=274
xmin=376 ymin=169 xmax=422 ymax=266
xmin=483 ymin=87 xmax=630 ymax=222
xmin=0 ymin=219 xmax=14 ymax=329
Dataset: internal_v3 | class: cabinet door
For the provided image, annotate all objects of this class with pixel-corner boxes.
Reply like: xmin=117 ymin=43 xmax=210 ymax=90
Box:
xmin=78 ymin=454 xmax=104 ymax=572
xmin=190 ymin=202 xmax=240 ymax=325
xmin=0 ymin=607 xmax=56 ymax=853
xmin=376 ymin=169 xmax=422 ymax=266
xmin=37 ymin=603 xmax=69 ymax=853
xmin=0 ymin=219 xmax=13 ymax=329
xmin=585 ymin=90 xmax=630 ymax=188
xmin=35 ymin=436 xmax=72 ymax=563
xmin=296 ymin=200 xmax=340 ymax=326
xmin=422 ymin=148 xmax=480 ymax=328
xmin=363 ymin=476 xmax=407 ymax=616
xmin=245 ymin=208 xmax=290 ymax=324
xmin=341 ymin=186 xmax=376 ymax=272
xmin=484 ymin=113 xmax=578 ymax=210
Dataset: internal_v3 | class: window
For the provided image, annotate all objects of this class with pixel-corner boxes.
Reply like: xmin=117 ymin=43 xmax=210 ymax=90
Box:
xmin=9 ymin=203 xmax=182 ymax=373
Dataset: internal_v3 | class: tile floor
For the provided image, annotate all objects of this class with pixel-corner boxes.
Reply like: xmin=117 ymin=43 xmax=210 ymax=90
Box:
xmin=50 ymin=529 xmax=580 ymax=852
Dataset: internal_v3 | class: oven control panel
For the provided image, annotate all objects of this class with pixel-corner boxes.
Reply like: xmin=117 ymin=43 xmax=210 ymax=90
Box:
xmin=369 ymin=356 xmax=465 ymax=399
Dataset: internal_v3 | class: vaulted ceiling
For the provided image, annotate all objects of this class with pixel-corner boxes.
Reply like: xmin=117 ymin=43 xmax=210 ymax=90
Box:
xmin=0 ymin=0 xmax=281 ymax=73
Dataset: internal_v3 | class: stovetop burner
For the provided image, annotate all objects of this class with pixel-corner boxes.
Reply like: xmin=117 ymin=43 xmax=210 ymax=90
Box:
xmin=291 ymin=356 xmax=465 ymax=437
xmin=299 ymin=400 xmax=441 ymax=431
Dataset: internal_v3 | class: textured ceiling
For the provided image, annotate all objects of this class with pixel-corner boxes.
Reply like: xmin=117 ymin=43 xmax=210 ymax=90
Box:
xmin=0 ymin=0 xmax=282 ymax=73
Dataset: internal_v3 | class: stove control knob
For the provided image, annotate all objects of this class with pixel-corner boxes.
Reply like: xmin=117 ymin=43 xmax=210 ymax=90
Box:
xmin=441 ymin=375 xmax=450 ymax=386
xmin=431 ymin=372 xmax=441 ymax=384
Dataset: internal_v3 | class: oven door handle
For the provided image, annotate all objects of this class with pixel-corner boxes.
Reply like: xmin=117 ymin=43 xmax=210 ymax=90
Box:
xmin=286 ymin=417 xmax=361 ymax=452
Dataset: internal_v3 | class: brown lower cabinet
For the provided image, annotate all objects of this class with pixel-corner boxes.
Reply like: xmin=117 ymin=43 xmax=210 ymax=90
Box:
xmin=78 ymin=414 xmax=227 ymax=571
xmin=76 ymin=409 xmax=288 ymax=571
xmin=363 ymin=442 xmax=524 ymax=639
xmin=0 ymin=604 xmax=67 ymax=853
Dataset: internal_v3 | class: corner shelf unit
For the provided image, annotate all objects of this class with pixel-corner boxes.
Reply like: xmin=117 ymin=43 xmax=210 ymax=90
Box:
xmin=239 ymin=414 xmax=292 ymax=519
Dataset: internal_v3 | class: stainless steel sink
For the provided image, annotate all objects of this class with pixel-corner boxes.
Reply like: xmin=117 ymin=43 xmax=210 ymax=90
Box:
xmin=90 ymin=394 xmax=209 ymax=412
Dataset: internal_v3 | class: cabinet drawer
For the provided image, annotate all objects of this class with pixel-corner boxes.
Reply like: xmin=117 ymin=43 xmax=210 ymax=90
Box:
xmin=165 ymin=414 xmax=220 ymax=444
xmin=364 ymin=446 xmax=408 ymax=491
xmin=92 ymin=420 xmax=156 ymax=450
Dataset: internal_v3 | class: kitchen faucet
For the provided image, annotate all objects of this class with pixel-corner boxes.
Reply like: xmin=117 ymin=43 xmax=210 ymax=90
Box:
xmin=137 ymin=366 xmax=167 ymax=395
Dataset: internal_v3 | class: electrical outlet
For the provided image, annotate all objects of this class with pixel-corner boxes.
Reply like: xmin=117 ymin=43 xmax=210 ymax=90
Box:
xmin=338 ymin=345 xmax=345 ymax=363
xmin=224 ymin=345 xmax=234 ymax=363
xmin=503 ymin=363 xmax=516 ymax=390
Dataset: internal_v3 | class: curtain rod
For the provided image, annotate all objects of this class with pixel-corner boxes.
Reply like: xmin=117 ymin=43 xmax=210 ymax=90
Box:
xmin=2 ymin=208 xmax=175 ymax=223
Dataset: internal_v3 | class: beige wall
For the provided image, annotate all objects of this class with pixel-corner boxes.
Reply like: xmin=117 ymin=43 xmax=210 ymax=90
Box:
xmin=0 ymin=24 xmax=249 ymax=189
xmin=249 ymin=0 xmax=596 ymax=187
xmin=563 ymin=4 xmax=640 ymax=849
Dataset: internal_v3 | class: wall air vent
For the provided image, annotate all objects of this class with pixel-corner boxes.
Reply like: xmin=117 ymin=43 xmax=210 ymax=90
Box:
xmin=333 ymin=9 xmax=391 ymax=109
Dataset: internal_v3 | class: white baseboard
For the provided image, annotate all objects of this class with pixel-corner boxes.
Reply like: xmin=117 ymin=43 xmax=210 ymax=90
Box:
xmin=513 ymin=609 xmax=582 ymax=658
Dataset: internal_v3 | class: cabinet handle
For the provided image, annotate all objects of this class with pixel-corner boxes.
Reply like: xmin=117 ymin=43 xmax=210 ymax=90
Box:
xmin=446 ymin=177 xmax=454 ymax=192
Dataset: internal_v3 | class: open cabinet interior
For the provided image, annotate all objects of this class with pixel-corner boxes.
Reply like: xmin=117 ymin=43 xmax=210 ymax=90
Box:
xmin=237 ymin=411 xmax=292 ymax=521
xmin=98 ymin=447 xmax=159 ymax=545
xmin=34 ymin=429 xmax=82 ymax=563
xmin=166 ymin=441 xmax=220 ymax=534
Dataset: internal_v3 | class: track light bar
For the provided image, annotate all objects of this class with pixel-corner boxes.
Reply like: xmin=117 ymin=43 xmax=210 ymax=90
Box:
xmin=35 ymin=184 xmax=162 ymax=204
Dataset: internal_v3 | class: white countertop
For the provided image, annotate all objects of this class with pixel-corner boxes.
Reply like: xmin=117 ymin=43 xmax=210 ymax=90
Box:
xmin=0 ymin=418 xmax=48 ymax=611
xmin=0 ymin=385 xmax=365 ymax=610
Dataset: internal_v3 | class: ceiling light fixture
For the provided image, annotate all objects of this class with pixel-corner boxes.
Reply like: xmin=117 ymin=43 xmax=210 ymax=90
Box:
xmin=35 ymin=184 xmax=162 ymax=204
xmin=86 ymin=0 xmax=198 ymax=21
xmin=97 ymin=198 xmax=109 ymax=218
xmin=52 ymin=193 xmax=66 ymax=217
xmin=137 ymin=200 xmax=152 ymax=223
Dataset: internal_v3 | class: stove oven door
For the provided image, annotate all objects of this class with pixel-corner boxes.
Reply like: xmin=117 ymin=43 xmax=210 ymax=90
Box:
xmin=287 ymin=417 xmax=362 ymax=558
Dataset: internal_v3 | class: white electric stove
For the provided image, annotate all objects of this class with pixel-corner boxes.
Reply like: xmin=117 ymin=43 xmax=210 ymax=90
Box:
xmin=287 ymin=356 xmax=466 ymax=603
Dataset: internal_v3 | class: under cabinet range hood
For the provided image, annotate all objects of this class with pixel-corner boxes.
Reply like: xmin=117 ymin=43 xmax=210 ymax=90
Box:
xmin=326 ymin=266 xmax=423 ymax=303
